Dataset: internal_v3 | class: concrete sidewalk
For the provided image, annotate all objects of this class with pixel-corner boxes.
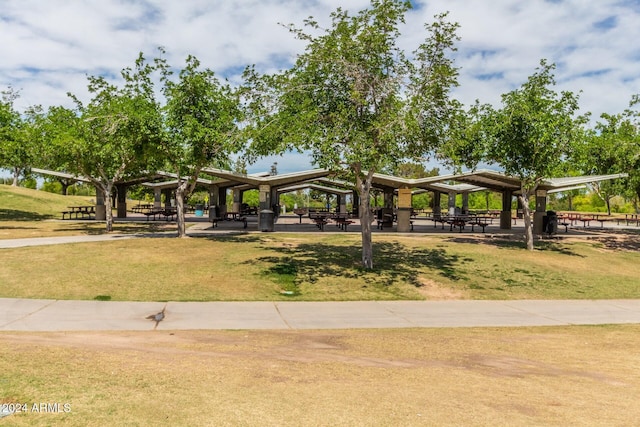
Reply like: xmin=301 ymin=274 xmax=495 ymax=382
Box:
xmin=1 ymin=298 xmax=639 ymax=332
xmin=0 ymin=233 xmax=142 ymax=248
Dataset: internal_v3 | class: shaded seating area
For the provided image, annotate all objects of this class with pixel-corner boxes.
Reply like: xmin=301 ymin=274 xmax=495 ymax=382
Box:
xmin=33 ymin=166 xmax=628 ymax=236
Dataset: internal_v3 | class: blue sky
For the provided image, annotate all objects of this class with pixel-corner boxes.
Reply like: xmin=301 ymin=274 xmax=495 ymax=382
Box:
xmin=1 ymin=0 xmax=639 ymax=174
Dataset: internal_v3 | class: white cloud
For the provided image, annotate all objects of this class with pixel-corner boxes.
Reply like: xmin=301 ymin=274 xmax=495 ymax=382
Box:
xmin=1 ymin=0 xmax=638 ymax=171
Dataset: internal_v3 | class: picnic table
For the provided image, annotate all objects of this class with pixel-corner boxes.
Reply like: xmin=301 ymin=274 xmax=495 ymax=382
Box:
xmin=429 ymin=215 xmax=493 ymax=233
xmin=467 ymin=216 xmax=492 ymax=233
xmin=309 ymin=211 xmax=329 ymax=231
xmin=224 ymin=212 xmax=241 ymax=221
xmin=446 ymin=216 xmax=467 ymax=232
xmin=131 ymin=203 xmax=153 ymax=213
xmin=561 ymin=213 xmax=610 ymax=229
xmin=240 ymin=205 xmax=258 ymax=216
xmin=143 ymin=208 xmax=177 ymax=221
xmin=331 ymin=214 xmax=354 ymax=231
xmin=61 ymin=206 xmax=95 ymax=220
xmin=620 ymin=214 xmax=639 ymax=227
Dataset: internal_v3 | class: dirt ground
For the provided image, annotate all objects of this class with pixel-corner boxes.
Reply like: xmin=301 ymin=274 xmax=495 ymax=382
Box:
xmin=2 ymin=326 xmax=640 ymax=426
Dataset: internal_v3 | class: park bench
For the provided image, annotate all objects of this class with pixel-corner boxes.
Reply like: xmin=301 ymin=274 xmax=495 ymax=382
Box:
xmin=446 ymin=217 xmax=466 ymax=232
xmin=313 ymin=218 xmax=328 ymax=231
xmin=309 ymin=211 xmax=330 ymax=231
xmin=160 ymin=209 xmax=177 ymax=221
xmin=431 ymin=216 xmax=447 ymax=229
xmin=236 ymin=216 xmax=248 ymax=229
xmin=621 ymin=214 xmax=640 ymax=226
xmin=376 ymin=214 xmax=394 ymax=230
xmin=333 ymin=217 xmax=354 ymax=231
xmin=468 ymin=218 xmax=489 ymax=233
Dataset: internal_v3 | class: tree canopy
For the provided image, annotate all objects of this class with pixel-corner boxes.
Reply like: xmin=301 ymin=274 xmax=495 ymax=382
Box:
xmin=243 ymin=0 xmax=461 ymax=268
xmin=160 ymin=54 xmax=242 ymax=237
xmin=582 ymin=96 xmax=640 ymax=211
xmin=59 ymin=53 xmax=165 ymax=232
xmin=465 ymin=60 xmax=588 ymax=249
xmin=0 ymin=88 xmax=38 ymax=186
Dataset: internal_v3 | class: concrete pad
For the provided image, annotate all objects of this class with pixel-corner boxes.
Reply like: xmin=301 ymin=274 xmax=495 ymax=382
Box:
xmin=158 ymin=302 xmax=288 ymax=330
xmin=0 ymin=298 xmax=56 ymax=329
xmin=0 ymin=298 xmax=639 ymax=331
xmin=275 ymin=301 xmax=413 ymax=329
xmin=378 ymin=300 xmax=564 ymax=327
xmin=503 ymin=300 xmax=640 ymax=325
xmin=0 ymin=234 xmax=139 ymax=249
xmin=0 ymin=299 xmax=163 ymax=331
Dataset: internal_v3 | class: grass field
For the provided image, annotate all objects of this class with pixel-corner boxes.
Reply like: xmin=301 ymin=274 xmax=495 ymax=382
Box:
xmin=2 ymin=185 xmax=640 ymax=426
xmin=1 ymin=185 xmax=639 ymax=302
xmin=0 ymin=185 xmax=97 ymax=221
xmin=1 ymin=325 xmax=640 ymax=426
xmin=2 ymin=233 xmax=640 ymax=301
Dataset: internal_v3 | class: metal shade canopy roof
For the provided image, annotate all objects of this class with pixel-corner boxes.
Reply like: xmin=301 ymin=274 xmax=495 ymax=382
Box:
xmin=31 ymin=167 xmax=627 ymax=196
xmin=440 ymin=170 xmax=628 ymax=194
xmin=31 ymin=168 xmax=166 ymax=186
xmin=201 ymin=167 xmax=332 ymax=188
xmin=278 ymin=183 xmax=352 ymax=196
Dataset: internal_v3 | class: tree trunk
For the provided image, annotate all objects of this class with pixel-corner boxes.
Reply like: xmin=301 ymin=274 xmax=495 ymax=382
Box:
xmin=103 ymin=184 xmax=114 ymax=233
xmin=568 ymin=193 xmax=573 ymax=211
xmin=175 ymin=181 xmax=188 ymax=238
xmin=59 ymin=179 xmax=70 ymax=196
xmin=519 ymin=191 xmax=534 ymax=251
xmin=357 ymin=173 xmax=374 ymax=270
xmin=606 ymin=197 xmax=611 ymax=216
xmin=11 ymin=167 xmax=20 ymax=186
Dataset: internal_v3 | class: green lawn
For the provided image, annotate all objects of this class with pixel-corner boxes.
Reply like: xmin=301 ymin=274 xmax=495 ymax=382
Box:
xmin=2 ymin=233 xmax=639 ymax=301
xmin=0 ymin=184 xmax=97 ymax=221
xmin=1 ymin=184 xmax=639 ymax=302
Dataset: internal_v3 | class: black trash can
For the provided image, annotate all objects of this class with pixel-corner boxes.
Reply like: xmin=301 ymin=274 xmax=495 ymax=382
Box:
xmin=260 ymin=209 xmax=274 ymax=232
xmin=545 ymin=210 xmax=558 ymax=234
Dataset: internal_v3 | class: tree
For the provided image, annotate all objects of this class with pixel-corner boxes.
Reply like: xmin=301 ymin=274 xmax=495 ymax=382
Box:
xmin=30 ymin=105 xmax=83 ymax=194
xmin=576 ymin=113 xmax=629 ymax=215
xmin=478 ymin=60 xmax=587 ymax=250
xmin=393 ymin=163 xmax=439 ymax=179
xmin=0 ymin=88 xmax=37 ymax=186
xmin=61 ymin=53 xmax=164 ymax=232
xmin=161 ymin=55 xmax=242 ymax=237
xmin=620 ymin=96 xmax=640 ymax=211
xmin=584 ymin=96 xmax=640 ymax=212
xmin=243 ymin=0 xmax=460 ymax=268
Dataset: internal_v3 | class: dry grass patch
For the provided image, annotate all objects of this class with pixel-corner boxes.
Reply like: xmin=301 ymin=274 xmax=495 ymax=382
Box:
xmin=415 ymin=277 xmax=467 ymax=299
xmin=1 ymin=325 xmax=639 ymax=426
